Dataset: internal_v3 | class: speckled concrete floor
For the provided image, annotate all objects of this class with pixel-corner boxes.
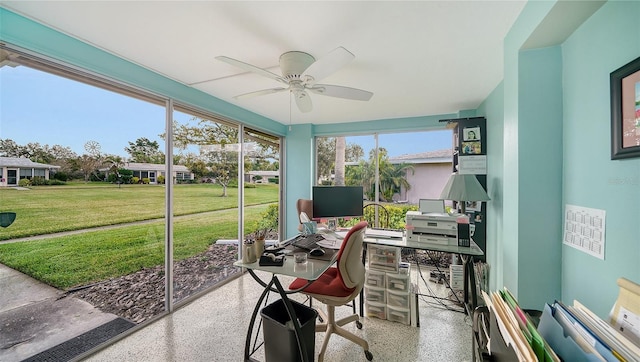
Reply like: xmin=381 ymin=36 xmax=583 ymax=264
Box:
xmin=82 ymin=269 xmax=473 ymax=362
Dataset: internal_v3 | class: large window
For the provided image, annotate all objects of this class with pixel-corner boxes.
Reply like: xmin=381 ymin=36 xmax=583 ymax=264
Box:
xmin=315 ymin=130 xmax=453 ymax=229
xmin=0 ymin=46 xmax=281 ymax=359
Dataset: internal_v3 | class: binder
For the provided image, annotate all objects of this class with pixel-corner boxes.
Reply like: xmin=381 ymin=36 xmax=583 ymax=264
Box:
xmin=537 ymin=302 xmax=613 ymax=362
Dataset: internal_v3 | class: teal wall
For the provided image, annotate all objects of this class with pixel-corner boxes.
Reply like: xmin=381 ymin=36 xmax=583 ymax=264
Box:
xmin=284 ymin=124 xmax=314 ymax=238
xmin=517 ymin=46 xmax=563 ymax=309
xmin=560 ymin=0 xmax=640 ymax=317
xmin=492 ymin=0 xmax=640 ymax=316
xmin=476 ymin=82 xmax=504 ymax=292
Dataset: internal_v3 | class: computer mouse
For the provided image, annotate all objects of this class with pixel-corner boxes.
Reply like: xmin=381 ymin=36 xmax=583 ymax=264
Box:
xmin=309 ymin=247 xmax=325 ymax=257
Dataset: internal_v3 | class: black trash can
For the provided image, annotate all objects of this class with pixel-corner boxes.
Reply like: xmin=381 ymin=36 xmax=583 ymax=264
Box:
xmin=261 ymin=298 xmax=317 ymax=362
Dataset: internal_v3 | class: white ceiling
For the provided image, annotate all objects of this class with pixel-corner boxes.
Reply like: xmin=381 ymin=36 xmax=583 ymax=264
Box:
xmin=2 ymin=1 xmax=526 ymax=126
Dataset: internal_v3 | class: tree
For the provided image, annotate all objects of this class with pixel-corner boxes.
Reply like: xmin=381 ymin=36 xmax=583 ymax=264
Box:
xmin=0 ymin=139 xmax=21 ymax=157
xmin=125 ymin=137 xmax=164 ymax=163
xmin=334 ymin=137 xmax=346 ymax=186
xmin=204 ymin=149 xmax=238 ymax=197
xmin=104 ymin=154 xmax=125 ymax=184
xmin=72 ymin=140 xmax=104 ymax=182
xmin=316 ymin=137 xmax=335 ymax=183
xmin=379 ymin=162 xmax=414 ymax=201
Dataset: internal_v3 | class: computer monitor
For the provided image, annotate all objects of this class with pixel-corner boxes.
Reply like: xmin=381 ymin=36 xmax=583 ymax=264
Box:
xmin=419 ymin=199 xmax=445 ymax=213
xmin=312 ymin=186 xmax=364 ymax=220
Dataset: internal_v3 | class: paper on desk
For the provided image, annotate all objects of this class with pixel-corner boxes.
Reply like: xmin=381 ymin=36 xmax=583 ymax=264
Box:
xmin=317 ymin=234 xmax=343 ymax=250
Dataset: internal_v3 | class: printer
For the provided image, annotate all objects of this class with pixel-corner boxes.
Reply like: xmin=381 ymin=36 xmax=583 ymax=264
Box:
xmin=405 ymin=211 xmax=462 ymax=245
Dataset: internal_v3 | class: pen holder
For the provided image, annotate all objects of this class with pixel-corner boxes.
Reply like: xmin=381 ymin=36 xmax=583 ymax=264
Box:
xmin=254 ymin=239 xmax=265 ymax=256
xmin=242 ymin=243 xmax=257 ymax=264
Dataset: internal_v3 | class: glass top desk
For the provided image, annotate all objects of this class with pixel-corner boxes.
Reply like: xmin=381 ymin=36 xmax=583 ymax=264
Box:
xmin=361 ymin=235 xmax=485 ymax=317
xmin=234 ymin=242 xmax=338 ymax=362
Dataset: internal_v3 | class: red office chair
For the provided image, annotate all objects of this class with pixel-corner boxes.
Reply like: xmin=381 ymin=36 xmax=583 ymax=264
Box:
xmin=289 ymin=221 xmax=373 ymax=361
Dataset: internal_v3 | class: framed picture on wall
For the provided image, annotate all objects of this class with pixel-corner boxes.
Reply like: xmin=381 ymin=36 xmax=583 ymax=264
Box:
xmin=610 ymin=56 xmax=640 ymax=160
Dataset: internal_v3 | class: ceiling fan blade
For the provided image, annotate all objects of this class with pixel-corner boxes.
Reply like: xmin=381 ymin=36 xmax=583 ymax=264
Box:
xmin=302 ymin=46 xmax=355 ymax=84
xmin=216 ymin=56 xmax=286 ymax=84
xmin=294 ymin=91 xmax=313 ymax=113
xmin=234 ymin=87 xmax=287 ymax=99
xmin=308 ymin=84 xmax=373 ymax=101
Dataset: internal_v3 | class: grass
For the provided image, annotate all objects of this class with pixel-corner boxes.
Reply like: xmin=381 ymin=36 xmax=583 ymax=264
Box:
xmin=0 ymin=183 xmax=278 ymax=289
xmin=0 ymin=183 xmax=278 ymax=240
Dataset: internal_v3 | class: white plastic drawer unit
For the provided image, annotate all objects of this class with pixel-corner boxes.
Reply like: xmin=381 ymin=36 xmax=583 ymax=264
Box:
xmin=386 ymin=289 xmax=410 ymax=309
xmin=367 ymin=245 xmax=400 ymax=272
xmin=386 ymin=272 xmax=410 ymax=292
xmin=364 ymin=286 xmax=386 ymax=303
xmin=387 ymin=305 xmax=411 ymax=325
xmin=365 ymin=301 xmax=387 ymax=320
xmin=365 ymin=269 xmax=386 ymax=288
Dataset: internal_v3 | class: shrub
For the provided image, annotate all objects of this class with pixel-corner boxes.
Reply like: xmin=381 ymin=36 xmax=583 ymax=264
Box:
xmin=268 ymin=178 xmax=279 ymax=184
xmin=157 ymin=175 xmax=165 ymax=184
xmin=53 ymin=172 xmax=69 ymax=181
xmin=31 ymin=176 xmax=48 ymax=186
xmin=18 ymin=178 xmax=31 ymax=187
xmin=132 ymin=176 xmax=140 ymax=184
xmin=256 ymin=203 xmax=278 ymax=230
xmin=142 ymin=178 xmax=150 ymax=184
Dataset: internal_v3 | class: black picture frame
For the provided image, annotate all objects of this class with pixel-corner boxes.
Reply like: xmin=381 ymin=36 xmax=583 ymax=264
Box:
xmin=611 ymin=56 xmax=640 ymax=160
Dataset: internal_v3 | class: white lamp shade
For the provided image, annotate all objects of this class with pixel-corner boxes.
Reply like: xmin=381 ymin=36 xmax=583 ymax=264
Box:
xmin=439 ymin=174 xmax=490 ymax=202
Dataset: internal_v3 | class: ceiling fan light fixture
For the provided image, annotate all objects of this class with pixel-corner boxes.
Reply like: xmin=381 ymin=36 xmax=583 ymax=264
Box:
xmin=279 ymin=51 xmax=315 ymax=80
xmin=217 ymin=46 xmax=372 ymax=114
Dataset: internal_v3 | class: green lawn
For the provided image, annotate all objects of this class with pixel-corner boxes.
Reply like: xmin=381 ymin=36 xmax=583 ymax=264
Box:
xmin=0 ymin=183 xmax=277 ymax=240
xmin=0 ymin=183 xmax=278 ymax=289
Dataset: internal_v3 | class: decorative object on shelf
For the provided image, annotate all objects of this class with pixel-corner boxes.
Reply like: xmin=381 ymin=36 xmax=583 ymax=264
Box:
xmin=440 ymin=173 xmax=490 ymax=214
xmin=610 ymin=56 xmax=640 ymax=160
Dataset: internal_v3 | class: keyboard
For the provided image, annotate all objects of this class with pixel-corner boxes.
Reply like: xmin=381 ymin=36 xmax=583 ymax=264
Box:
xmin=291 ymin=234 xmax=325 ymax=250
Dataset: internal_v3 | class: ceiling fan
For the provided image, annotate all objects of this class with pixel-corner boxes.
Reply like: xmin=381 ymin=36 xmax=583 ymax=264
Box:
xmin=216 ymin=46 xmax=373 ymax=113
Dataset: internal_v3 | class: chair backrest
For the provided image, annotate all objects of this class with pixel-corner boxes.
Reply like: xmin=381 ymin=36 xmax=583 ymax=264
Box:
xmin=296 ymin=199 xmax=313 ymax=223
xmin=337 ymin=221 xmax=368 ymax=290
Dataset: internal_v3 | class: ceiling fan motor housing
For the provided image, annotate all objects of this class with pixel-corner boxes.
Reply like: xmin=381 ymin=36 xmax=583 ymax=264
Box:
xmin=279 ymin=51 xmax=315 ymax=81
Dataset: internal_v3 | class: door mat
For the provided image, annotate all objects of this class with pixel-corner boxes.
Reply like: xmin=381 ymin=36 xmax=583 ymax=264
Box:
xmin=22 ymin=317 xmax=135 ymax=362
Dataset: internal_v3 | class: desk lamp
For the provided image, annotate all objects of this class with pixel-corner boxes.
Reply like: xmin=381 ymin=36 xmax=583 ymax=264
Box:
xmin=439 ymin=174 xmax=490 ymax=214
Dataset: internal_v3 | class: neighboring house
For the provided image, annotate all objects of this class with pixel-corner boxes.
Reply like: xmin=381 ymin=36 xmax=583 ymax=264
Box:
xmin=388 ymin=149 xmax=453 ymax=205
xmin=106 ymin=162 xmax=194 ymax=184
xmin=245 ymin=170 xmax=279 ymax=184
xmin=0 ymin=156 xmax=60 ymax=186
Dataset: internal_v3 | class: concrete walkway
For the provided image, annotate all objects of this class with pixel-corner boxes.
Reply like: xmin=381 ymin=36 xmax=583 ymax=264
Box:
xmin=0 ymin=263 xmax=120 ymax=362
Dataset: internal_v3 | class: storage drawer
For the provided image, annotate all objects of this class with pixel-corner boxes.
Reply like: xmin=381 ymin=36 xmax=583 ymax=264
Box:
xmin=365 ymin=269 xmax=386 ymax=288
xmin=365 ymin=301 xmax=387 ymax=320
xmin=386 ymin=271 xmax=410 ymax=292
xmin=386 ymin=289 xmax=410 ymax=309
xmin=367 ymin=245 xmax=400 ymax=272
xmin=450 ymin=264 xmax=464 ymax=291
xmin=364 ymin=286 xmax=386 ymax=303
xmin=387 ymin=305 xmax=411 ymax=325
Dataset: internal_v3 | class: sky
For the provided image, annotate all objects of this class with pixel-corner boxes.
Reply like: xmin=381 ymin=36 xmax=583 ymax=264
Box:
xmin=0 ymin=65 xmax=451 ymax=158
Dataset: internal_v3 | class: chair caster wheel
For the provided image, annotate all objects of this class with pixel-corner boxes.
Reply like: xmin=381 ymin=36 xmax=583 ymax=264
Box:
xmin=365 ymin=350 xmax=373 ymax=360
xmin=356 ymin=320 xmax=363 ymax=329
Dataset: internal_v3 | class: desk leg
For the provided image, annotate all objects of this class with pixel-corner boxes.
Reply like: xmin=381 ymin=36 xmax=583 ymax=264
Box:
xmin=460 ymin=255 xmax=478 ymax=314
xmin=244 ymin=275 xmax=274 ymax=361
xmin=359 ymin=244 xmax=367 ymax=317
xmin=243 ymin=273 xmax=310 ymax=362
